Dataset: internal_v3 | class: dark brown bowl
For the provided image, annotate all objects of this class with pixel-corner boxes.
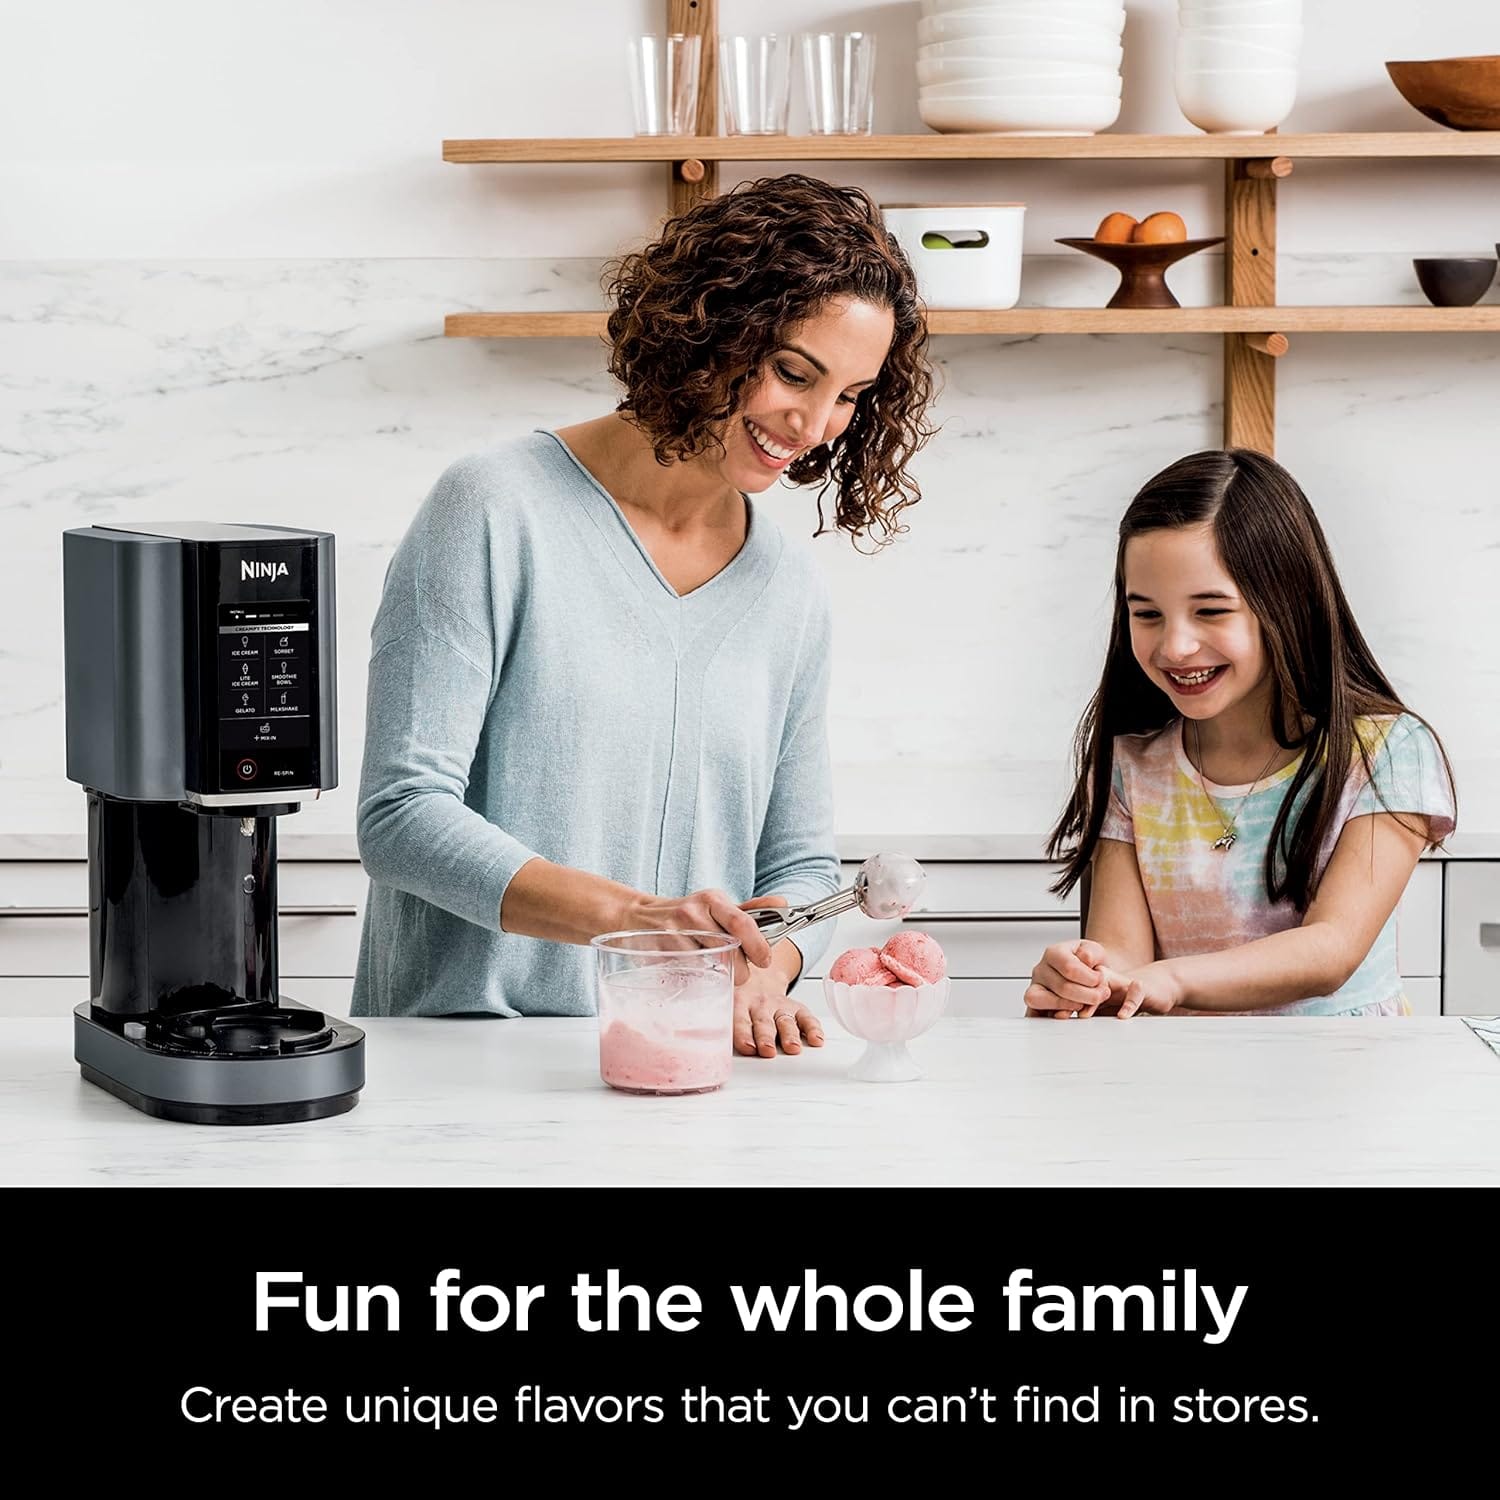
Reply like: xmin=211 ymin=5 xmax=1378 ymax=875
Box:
xmin=1413 ymin=257 xmax=1497 ymax=307
xmin=1056 ymin=237 xmax=1224 ymax=309
xmin=1387 ymin=56 xmax=1500 ymax=131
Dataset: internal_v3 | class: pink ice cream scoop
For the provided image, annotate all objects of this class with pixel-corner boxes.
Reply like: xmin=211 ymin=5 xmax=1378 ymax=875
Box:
xmin=829 ymin=947 xmax=899 ymax=986
xmin=878 ymin=931 xmax=947 ymax=987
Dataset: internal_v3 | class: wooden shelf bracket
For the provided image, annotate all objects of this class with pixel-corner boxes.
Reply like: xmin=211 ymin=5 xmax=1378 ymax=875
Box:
xmin=668 ymin=0 xmax=718 ymax=214
xmin=1223 ymin=158 xmax=1280 ymax=454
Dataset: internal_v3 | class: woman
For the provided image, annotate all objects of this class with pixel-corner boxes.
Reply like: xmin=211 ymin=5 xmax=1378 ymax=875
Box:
xmin=352 ymin=174 xmax=935 ymax=1058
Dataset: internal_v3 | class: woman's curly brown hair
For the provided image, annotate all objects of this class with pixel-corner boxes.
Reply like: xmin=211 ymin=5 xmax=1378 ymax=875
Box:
xmin=603 ymin=173 xmax=936 ymax=545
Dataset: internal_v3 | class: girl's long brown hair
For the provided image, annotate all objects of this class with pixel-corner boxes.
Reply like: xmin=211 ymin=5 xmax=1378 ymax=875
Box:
xmin=1049 ymin=449 xmax=1455 ymax=907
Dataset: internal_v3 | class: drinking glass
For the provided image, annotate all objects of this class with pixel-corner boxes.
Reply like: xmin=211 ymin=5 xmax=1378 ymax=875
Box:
xmin=628 ymin=33 xmax=702 ymax=136
xmin=801 ymin=31 xmax=877 ymax=135
xmin=719 ymin=34 xmax=793 ymax=135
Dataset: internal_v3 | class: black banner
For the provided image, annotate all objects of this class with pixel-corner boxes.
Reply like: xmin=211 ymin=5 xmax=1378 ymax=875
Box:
xmin=13 ymin=1188 xmax=1494 ymax=1469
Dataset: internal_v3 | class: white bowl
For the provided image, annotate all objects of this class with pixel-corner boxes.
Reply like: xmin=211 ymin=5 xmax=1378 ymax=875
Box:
xmin=922 ymin=73 xmax=1123 ymax=99
xmin=918 ymin=55 xmax=1122 ymax=85
xmin=920 ymin=11 xmax=1125 ymax=46
xmin=919 ymin=92 xmax=1123 ymax=134
xmin=920 ymin=34 xmax=1125 ymax=67
xmin=1179 ymin=0 xmax=1302 ymax=19
xmin=921 ymin=0 xmax=1123 ymax=18
xmin=1175 ymin=67 xmax=1298 ymax=133
xmin=1182 ymin=18 xmax=1302 ymax=41
xmin=1180 ymin=13 xmax=1304 ymax=36
xmin=1175 ymin=34 xmax=1300 ymax=69
xmin=823 ymin=975 xmax=950 ymax=1082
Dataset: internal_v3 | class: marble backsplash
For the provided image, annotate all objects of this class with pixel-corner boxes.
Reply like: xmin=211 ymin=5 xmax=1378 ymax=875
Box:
xmin=3 ymin=253 xmax=1498 ymax=842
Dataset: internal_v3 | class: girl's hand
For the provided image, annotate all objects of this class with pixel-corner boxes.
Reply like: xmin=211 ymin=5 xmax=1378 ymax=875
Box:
xmin=1097 ymin=961 xmax=1185 ymax=1019
xmin=1024 ymin=938 xmax=1113 ymax=1018
xmin=734 ymin=962 xmax=825 ymax=1058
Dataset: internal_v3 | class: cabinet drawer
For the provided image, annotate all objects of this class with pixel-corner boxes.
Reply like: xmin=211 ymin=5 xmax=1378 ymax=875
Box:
xmin=278 ymin=976 xmax=358 ymax=1014
xmin=1396 ymin=862 xmax=1442 ymax=978
xmin=807 ymin=912 xmax=1077 ymax=979
xmin=944 ymin=977 xmax=1028 ymax=1017
xmin=807 ymin=976 xmax=1026 ymax=1021
xmin=0 ymin=975 xmax=355 ymax=1018
xmin=1443 ymin=862 xmax=1500 ymax=1017
xmin=808 ymin=862 xmax=1078 ymax=980
xmin=1402 ymin=976 xmax=1440 ymax=1018
xmin=837 ymin=860 xmax=1072 ymax=915
xmin=0 ymin=977 xmax=84 ymax=1018
xmin=0 ymin=862 xmax=88 ymax=972
xmin=0 ymin=861 xmax=364 ymax=978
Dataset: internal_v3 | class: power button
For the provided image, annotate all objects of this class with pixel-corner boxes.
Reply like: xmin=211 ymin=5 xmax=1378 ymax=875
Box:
xmin=235 ymin=758 xmax=258 ymax=781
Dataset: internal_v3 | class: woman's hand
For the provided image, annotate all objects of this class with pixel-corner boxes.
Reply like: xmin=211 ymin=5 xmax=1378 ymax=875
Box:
xmin=734 ymin=961 xmax=825 ymax=1058
xmin=625 ymin=888 xmax=779 ymax=983
xmin=1024 ymin=938 xmax=1113 ymax=1019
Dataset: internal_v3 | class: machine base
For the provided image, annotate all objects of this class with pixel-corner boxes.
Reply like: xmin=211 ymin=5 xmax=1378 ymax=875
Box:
xmin=79 ymin=1063 xmax=361 ymax=1126
xmin=74 ymin=999 xmax=365 ymax=1127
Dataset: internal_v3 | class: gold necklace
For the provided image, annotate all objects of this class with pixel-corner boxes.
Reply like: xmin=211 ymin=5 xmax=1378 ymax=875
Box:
xmin=1190 ymin=720 xmax=1285 ymax=852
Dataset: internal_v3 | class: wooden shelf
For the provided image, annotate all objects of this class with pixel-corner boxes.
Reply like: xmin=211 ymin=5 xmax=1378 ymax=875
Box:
xmin=446 ymin=306 xmax=1500 ymax=339
xmin=444 ymin=131 xmax=1500 ymax=164
xmin=442 ymin=3 xmax=1500 ymax=456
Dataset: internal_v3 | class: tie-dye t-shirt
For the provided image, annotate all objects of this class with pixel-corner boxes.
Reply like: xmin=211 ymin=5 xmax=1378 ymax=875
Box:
xmin=1100 ymin=714 xmax=1455 ymax=1016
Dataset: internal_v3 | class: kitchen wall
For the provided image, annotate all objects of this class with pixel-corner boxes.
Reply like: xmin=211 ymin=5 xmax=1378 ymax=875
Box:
xmin=4 ymin=0 xmax=1498 ymax=845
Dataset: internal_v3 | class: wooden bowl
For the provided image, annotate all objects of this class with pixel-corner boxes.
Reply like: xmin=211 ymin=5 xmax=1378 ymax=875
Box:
xmin=1386 ymin=56 xmax=1500 ymax=131
xmin=1056 ymin=236 xmax=1224 ymax=309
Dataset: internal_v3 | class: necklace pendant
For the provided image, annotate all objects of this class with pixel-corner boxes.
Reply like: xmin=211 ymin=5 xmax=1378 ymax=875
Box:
xmin=1213 ymin=832 xmax=1237 ymax=851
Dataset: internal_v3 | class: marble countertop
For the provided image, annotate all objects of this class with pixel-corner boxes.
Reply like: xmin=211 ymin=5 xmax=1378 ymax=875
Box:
xmin=5 ymin=1015 xmax=1498 ymax=1187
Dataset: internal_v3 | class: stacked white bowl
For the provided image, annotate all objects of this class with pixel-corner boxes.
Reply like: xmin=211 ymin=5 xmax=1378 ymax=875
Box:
xmin=916 ymin=0 xmax=1125 ymax=135
xmin=1175 ymin=0 xmax=1303 ymax=134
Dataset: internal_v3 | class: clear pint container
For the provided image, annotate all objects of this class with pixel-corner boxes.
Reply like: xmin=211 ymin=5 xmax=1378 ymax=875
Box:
xmin=591 ymin=931 xmax=739 ymax=1095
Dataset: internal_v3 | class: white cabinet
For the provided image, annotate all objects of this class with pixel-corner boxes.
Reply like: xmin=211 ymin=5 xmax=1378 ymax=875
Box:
xmin=805 ymin=862 xmax=1077 ymax=980
xmin=1443 ymin=863 xmax=1500 ymax=1016
xmin=279 ymin=863 xmax=366 ymax=976
xmin=0 ymin=976 xmax=82 ymax=1018
xmin=0 ymin=856 xmax=1484 ymax=1018
xmin=805 ymin=856 xmax=1455 ymax=1013
xmin=0 ymin=860 xmax=366 ymax=987
xmin=1396 ymin=861 xmax=1443 ymax=978
xmin=1402 ymin=977 xmax=1441 ymax=1017
xmin=944 ymin=978 xmax=1030 ymax=1017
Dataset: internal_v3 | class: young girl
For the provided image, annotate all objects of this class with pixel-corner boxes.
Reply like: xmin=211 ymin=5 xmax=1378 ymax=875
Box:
xmin=1028 ymin=448 xmax=1456 ymax=1020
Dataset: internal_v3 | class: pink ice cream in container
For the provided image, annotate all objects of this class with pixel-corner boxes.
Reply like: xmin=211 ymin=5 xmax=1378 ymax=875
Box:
xmin=591 ymin=855 xmax=937 ymax=1094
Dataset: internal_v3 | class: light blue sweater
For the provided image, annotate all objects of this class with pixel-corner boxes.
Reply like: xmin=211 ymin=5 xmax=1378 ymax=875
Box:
xmin=351 ymin=431 xmax=841 ymax=1017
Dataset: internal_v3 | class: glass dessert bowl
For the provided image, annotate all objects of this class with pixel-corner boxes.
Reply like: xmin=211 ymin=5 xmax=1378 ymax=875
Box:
xmin=823 ymin=931 xmax=950 ymax=1082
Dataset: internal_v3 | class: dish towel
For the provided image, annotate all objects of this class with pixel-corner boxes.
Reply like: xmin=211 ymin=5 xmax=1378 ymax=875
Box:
xmin=1461 ymin=1016 xmax=1500 ymax=1061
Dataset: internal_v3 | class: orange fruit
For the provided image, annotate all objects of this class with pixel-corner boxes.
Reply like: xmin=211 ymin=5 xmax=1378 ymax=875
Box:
xmin=1131 ymin=211 xmax=1187 ymax=244
xmin=1095 ymin=211 xmax=1137 ymax=243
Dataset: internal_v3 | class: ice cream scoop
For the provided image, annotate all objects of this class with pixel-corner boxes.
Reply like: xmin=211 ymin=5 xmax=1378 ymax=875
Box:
xmin=748 ymin=853 xmax=927 ymax=946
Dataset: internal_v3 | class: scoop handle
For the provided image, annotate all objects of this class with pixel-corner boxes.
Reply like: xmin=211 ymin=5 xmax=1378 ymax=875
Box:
xmin=747 ymin=887 xmax=860 ymax=943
